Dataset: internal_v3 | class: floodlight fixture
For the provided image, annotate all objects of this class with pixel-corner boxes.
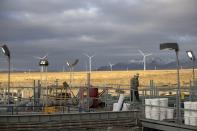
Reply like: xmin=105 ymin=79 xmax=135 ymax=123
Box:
xmin=66 ymin=59 xmax=79 ymax=68
xmin=160 ymin=42 xmax=181 ymax=124
xmin=186 ymin=50 xmax=195 ymax=61
xmin=39 ymin=59 xmax=49 ymax=66
xmin=186 ymin=50 xmax=196 ymax=86
xmin=1 ymin=44 xmax=10 ymax=58
xmin=160 ymin=43 xmax=179 ymax=52
xmin=0 ymin=44 xmax=11 ymax=105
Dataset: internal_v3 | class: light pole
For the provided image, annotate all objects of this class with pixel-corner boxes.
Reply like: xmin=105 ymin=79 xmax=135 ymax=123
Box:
xmin=84 ymin=54 xmax=94 ymax=73
xmin=160 ymin=42 xmax=181 ymax=124
xmin=0 ymin=44 xmax=11 ymax=105
xmin=39 ymin=59 xmax=49 ymax=106
xmin=186 ymin=50 xmax=196 ymax=85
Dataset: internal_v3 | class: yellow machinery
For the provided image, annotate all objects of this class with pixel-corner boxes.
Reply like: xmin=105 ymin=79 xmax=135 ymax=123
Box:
xmin=44 ymin=106 xmax=57 ymax=113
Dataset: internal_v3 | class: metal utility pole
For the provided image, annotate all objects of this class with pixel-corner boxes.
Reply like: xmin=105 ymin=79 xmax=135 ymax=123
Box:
xmin=0 ymin=44 xmax=11 ymax=106
xmin=175 ymin=50 xmax=181 ymax=124
xmin=8 ymin=57 xmax=10 ymax=105
xmin=87 ymin=73 xmax=90 ymax=112
xmin=186 ymin=50 xmax=196 ymax=86
xmin=39 ymin=59 xmax=49 ymax=106
xmin=192 ymin=59 xmax=195 ymax=85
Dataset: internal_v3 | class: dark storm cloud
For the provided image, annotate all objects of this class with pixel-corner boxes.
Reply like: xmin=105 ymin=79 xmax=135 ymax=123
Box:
xmin=0 ymin=0 xmax=197 ymax=70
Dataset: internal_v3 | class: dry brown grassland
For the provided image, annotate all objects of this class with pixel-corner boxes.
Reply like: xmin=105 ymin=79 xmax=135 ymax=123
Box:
xmin=0 ymin=69 xmax=195 ymax=89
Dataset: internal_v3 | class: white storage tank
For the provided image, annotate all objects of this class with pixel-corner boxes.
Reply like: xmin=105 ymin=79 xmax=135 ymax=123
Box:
xmin=184 ymin=101 xmax=197 ymax=126
xmin=159 ymin=98 xmax=168 ymax=120
xmin=145 ymin=98 xmax=169 ymax=121
xmin=116 ymin=94 xmax=124 ymax=111
xmin=166 ymin=108 xmax=174 ymax=119
xmin=113 ymin=103 xmax=118 ymax=111
xmin=145 ymin=99 xmax=152 ymax=119
xmin=122 ymin=103 xmax=130 ymax=111
xmin=189 ymin=117 xmax=197 ymax=126
xmin=159 ymin=98 xmax=168 ymax=107
xmin=150 ymin=98 xmax=160 ymax=120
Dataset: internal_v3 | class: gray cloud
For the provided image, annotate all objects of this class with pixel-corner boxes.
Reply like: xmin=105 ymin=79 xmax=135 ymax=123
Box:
xmin=0 ymin=0 xmax=197 ymax=70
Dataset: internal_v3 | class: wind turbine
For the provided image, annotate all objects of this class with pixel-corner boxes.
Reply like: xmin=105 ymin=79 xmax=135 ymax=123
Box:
xmin=108 ymin=62 xmax=114 ymax=71
xmin=84 ymin=53 xmax=95 ymax=73
xmin=138 ymin=50 xmax=152 ymax=70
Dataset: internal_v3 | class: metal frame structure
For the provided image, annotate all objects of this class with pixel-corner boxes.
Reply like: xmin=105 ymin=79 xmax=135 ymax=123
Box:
xmin=160 ymin=43 xmax=181 ymax=124
xmin=141 ymin=119 xmax=197 ymax=131
xmin=0 ymin=111 xmax=140 ymax=130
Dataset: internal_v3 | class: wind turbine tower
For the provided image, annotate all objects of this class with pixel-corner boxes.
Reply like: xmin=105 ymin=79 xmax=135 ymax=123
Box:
xmin=138 ymin=50 xmax=152 ymax=71
xmin=109 ymin=62 xmax=114 ymax=71
xmin=84 ymin=54 xmax=95 ymax=73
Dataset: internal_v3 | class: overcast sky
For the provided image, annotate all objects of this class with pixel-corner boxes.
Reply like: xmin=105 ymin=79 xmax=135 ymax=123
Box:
xmin=0 ymin=0 xmax=197 ymax=71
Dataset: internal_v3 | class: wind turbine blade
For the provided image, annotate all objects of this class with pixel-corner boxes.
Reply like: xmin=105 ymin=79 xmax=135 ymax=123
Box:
xmin=90 ymin=55 xmax=95 ymax=58
xmin=138 ymin=50 xmax=145 ymax=56
xmin=42 ymin=53 xmax=48 ymax=59
xmin=145 ymin=54 xmax=152 ymax=57
xmin=84 ymin=53 xmax=90 ymax=58
xmin=92 ymin=53 xmax=96 ymax=58
xmin=33 ymin=56 xmax=42 ymax=59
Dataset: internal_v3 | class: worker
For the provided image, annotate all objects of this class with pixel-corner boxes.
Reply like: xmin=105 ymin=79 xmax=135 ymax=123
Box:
xmin=130 ymin=73 xmax=140 ymax=102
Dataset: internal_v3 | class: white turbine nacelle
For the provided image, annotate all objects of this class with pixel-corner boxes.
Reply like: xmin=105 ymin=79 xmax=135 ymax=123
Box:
xmin=138 ymin=50 xmax=152 ymax=71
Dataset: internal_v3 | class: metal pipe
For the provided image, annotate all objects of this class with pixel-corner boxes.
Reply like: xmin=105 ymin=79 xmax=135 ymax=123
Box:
xmin=189 ymin=80 xmax=192 ymax=101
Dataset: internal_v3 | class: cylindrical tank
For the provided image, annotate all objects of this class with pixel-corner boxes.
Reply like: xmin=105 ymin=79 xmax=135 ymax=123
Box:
xmin=122 ymin=103 xmax=130 ymax=111
xmin=145 ymin=99 xmax=152 ymax=119
xmin=113 ymin=103 xmax=118 ymax=111
xmin=167 ymin=108 xmax=174 ymax=119
xmin=117 ymin=94 xmax=125 ymax=111
xmin=89 ymin=88 xmax=98 ymax=97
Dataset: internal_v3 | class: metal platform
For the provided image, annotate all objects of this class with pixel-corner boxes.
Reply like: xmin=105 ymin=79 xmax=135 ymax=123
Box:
xmin=141 ymin=119 xmax=197 ymax=131
xmin=0 ymin=110 xmax=140 ymax=130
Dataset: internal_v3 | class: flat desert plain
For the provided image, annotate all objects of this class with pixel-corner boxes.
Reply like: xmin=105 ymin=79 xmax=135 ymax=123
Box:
xmin=0 ymin=69 xmax=195 ymax=88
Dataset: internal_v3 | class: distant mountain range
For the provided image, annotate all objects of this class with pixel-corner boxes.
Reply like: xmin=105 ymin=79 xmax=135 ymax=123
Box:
xmin=0 ymin=56 xmax=194 ymax=72
xmin=97 ymin=59 xmax=193 ymax=71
